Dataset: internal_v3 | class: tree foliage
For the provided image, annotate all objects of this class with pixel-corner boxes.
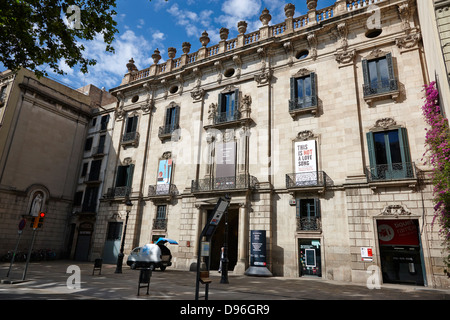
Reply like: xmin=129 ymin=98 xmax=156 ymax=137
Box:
xmin=0 ymin=0 xmax=119 ymax=77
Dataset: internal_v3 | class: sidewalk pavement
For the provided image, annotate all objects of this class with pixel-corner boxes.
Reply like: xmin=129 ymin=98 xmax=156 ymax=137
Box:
xmin=1 ymin=260 xmax=449 ymax=301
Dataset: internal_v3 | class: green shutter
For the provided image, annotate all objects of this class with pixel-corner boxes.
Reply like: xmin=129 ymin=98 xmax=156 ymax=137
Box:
xmin=218 ymin=93 xmax=223 ymax=113
xmin=386 ymin=53 xmax=395 ymax=80
xmin=126 ymin=164 xmax=135 ymax=188
xmin=362 ymin=59 xmax=370 ymax=85
xmin=398 ymin=128 xmax=411 ymax=164
xmin=310 ymin=72 xmax=317 ymax=106
xmin=366 ymin=132 xmax=376 ymax=167
xmin=314 ymin=198 xmax=320 ymax=218
xmin=296 ymin=199 xmax=301 ymax=218
xmin=234 ymin=89 xmax=239 ymax=115
xmin=290 ymin=77 xmax=296 ymax=101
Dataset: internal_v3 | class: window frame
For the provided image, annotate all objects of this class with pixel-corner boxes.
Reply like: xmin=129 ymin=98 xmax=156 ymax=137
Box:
xmin=289 ymin=72 xmax=317 ymax=116
xmin=362 ymin=52 xmax=399 ymax=104
xmin=296 ymin=198 xmax=321 ymax=231
xmin=366 ymin=127 xmax=414 ymax=181
xmin=217 ymin=88 xmax=240 ymax=124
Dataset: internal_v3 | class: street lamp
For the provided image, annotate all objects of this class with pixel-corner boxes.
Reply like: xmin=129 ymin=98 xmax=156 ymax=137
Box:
xmin=115 ymin=198 xmax=133 ymax=274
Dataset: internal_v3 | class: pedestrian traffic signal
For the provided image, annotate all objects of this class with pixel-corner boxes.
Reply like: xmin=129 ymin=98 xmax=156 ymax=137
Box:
xmin=38 ymin=212 xmax=45 ymax=228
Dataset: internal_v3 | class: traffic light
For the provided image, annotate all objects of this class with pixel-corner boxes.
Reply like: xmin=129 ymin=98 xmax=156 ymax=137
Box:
xmin=31 ymin=217 xmax=38 ymax=228
xmin=37 ymin=212 xmax=45 ymax=228
xmin=30 ymin=212 xmax=45 ymax=229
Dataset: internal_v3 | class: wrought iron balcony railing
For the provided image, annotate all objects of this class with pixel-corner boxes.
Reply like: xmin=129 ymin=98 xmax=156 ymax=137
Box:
xmin=106 ymin=186 xmax=132 ymax=198
xmin=191 ymin=174 xmax=257 ymax=192
xmin=148 ymin=184 xmax=179 ymax=197
xmin=152 ymin=218 xmax=167 ymax=231
xmin=121 ymin=131 xmax=139 ymax=145
xmin=363 ymin=78 xmax=399 ymax=97
xmin=158 ymin=124 xmax=180 ymax=138
xmin=286 ymin=171 xmax=327 ymax=189
xmin=365 ymin=162 xmax=416 ymax=182
xmin=214 ymin=110 xmax=241 ymax=124
xmin=297 ymin=217 xmax=321 ymax=231
xmin=289 ymin=95 xmax=317 ymax=112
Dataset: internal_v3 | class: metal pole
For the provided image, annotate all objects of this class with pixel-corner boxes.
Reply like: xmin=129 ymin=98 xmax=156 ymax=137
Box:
xmin=6 ymin=230 xmax=22 ymax=278
xmin=220 ymin=208 xmax=229 ymax=284
xmin=115 ymin=208 xmax=130 ymax=274
xmin=22 ymin=229 xmax=37 ymax=281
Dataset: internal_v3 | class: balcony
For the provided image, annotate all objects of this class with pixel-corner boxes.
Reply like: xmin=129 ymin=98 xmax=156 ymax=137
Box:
xmin=285 ymin=171 xmax=327 ymax=193
xmin=106 ymin=186 xmax=132 ymax=198
xmin=297 ymin=217 xmax=321 ymax=232
xmin=152 ymin=218 xmax=167 ymax=231
xmin=121 ymin=131 xmax=139 ymax=147
xmin=158 ymin=124 xmax=180 ymax=141
xmin=289 ymin=96 xmax=318 ymax=117
xmin=191 ymin=174 xmax=257 ymax=193
xmin=363 ymin=79 xmax=399 ymax=106
xmin=365 ymin=162 xmax=417 ymax=183
xmin=148 ymin=184 xmax=179 ymax=202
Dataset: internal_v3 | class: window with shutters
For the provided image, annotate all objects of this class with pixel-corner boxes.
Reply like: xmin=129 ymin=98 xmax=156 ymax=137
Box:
xmin=159 ymin=103 xmax=180 ymax=140
xmin=289 ymin=72 xmax=317 ymax=117
xmin=296 ymin=198 xmax=321 ymax=231
xmin=366 ymin=128 xmax=416 ymax=181
xmin=122 ymin=114 xmax=139 ymax=146
xmin=362 ymin=52 xmax=399 ymax=105
xmin=216 ymin=88 xmax=240 ymax=124
xmin=111 ymin=164 xmax=134 ymax=197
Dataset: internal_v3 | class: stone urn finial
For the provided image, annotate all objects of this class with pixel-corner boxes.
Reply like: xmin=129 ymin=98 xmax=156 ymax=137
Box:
xmin=200 ymin=30 xmax=210 ymax=47
xmin=284 ymin=3 xmax=295 ymax=18
xmin=168 ymin=47 xmax=177 ymax=59
xmin=182 ymin=42 xmax=191 ymax=54
xmin=237 ymin=21 xmax=247 ymax=34
xmin=260 ymin=8 xmax=272 ymax=26
xmin=307 ymin=0 xmax=317 ymax=11
xmin=126 ymin=58 xmax=138 ymax=72
xmin=152 ymin=49 xmax=161 ymax=64
xmin=220 ymin=27 xmax=229 ymax=41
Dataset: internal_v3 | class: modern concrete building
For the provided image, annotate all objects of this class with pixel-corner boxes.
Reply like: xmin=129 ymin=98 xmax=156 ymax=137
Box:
xmin=87 ymin=0 xmax=449 ymax=289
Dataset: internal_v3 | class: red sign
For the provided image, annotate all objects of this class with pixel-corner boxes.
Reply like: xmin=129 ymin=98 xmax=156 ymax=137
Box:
xmin=377 ymin=220 xmax=419 ymax=246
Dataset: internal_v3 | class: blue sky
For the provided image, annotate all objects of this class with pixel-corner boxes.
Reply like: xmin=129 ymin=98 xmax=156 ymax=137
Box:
xmin=53 ymin=0 xmax=336 ymax=91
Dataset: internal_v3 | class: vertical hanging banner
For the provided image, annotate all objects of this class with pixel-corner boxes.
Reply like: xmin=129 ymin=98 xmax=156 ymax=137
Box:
xmin=250 ymin=230 xmax=267 ymax=267
xmin=156 ymin=159 xmax=172 ymax=195
xmin=294 ymin=140 xmax=317 ymax=185
xmin=215 ymin=141 xmax=236 ymax=188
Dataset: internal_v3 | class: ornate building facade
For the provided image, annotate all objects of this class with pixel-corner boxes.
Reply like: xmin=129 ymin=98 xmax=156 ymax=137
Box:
xmin=89 ymin=0 xmax=449 ymax=288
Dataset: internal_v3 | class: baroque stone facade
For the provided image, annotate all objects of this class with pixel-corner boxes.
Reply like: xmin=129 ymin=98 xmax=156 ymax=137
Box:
xmin=84 ymin=0 xmax=448 ymax=289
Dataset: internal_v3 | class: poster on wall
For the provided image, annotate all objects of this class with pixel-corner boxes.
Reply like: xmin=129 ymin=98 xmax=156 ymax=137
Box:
xmin=156 ymin=159 xmax=172 ymax=194
xmin=294 ymin=140 xmax=317 ymax=186
xmin=215 ymin=141 xmax=236 ymax=188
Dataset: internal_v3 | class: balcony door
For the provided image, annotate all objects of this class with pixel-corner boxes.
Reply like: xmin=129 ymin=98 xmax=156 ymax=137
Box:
xmin=367 ymin=128 xmax=412 ymax=180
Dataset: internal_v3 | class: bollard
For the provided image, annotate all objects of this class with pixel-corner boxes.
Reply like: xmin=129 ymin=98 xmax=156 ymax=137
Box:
xmin=137 ymin=268 xmax=152 ymax=296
